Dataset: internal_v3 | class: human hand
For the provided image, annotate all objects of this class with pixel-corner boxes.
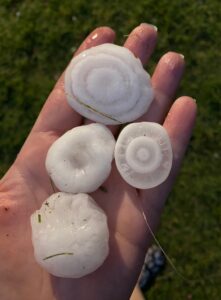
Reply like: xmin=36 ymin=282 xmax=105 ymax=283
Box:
xmin=0 ymin=24 xmax=196 ymax=300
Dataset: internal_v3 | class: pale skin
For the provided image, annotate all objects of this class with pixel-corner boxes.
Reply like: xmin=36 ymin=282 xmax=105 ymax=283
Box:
xmin=0 ymin=24 xmax=197 ymax=300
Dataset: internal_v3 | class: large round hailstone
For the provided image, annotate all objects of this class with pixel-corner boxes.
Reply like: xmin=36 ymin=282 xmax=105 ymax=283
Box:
xmin=45 ymin=123 xmax=115 ymax=193
xmin=30 ymin=193 xmax=109 ymax=278
xmin=114 ymin=122 xmax=173 ymax=189
xmin=65 ymin=43 xmax=154 ymax=125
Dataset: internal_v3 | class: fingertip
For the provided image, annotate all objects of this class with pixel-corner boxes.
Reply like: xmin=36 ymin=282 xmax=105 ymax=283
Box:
xmin=124 ymin=23 xmax=158 ymax=65
xmin=173 ymin=96 xmax=197 ymax=114
xmin=157 ymin=51 xmax=185 ymax=72
xmin=74 ymin=26 xmax=116 ymax=56
xmin=151 ymin=52 xmax=186 ymax=106
xmin=138 ymin=22 xmax=158 ymax=35
xmin=96 ymin=26 xmax=116 ymax=40
xmin=140 ymin=23 xmax=158 ymax=32
xmin=164 ymin=96 xmax=197 ymax=134
xmin=88 ymin=26 xmax=116 ymax=44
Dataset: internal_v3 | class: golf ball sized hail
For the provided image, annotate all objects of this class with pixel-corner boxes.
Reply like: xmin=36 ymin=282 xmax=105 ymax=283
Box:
xmin=45 ymin=123 xmax=115 ymax=193
xmin=30 ymin=193 xmax=109 ymax=278
xmin=114 ymin=122 xmax=173 ymax=189
xmin=65 ymin=43 xmax=154 ymax=124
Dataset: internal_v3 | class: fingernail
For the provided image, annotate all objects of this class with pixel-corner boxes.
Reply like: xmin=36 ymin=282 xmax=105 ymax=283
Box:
xmin=192 ymin=98 xmax=197 ymax=103
xmin=140 ymin=23 xmax=158 ymax=32
xmin=179 ymin=53 xmax=185 ymax=59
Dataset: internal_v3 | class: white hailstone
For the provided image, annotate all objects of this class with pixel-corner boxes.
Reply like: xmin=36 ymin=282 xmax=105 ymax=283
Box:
xmin=65 ymin=43 xmax=154 ymax=125
xmin=30 ymin=193 xmax=109 ymax=278
xmin=114 ymin=122 xmax=173 ymax=189
xmin=45 ymin=123 xmax=115 ymax=193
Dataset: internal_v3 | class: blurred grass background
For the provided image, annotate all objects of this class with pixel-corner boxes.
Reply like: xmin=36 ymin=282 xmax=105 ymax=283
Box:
xmin=0 ymin=0 xmax=220 ymax=298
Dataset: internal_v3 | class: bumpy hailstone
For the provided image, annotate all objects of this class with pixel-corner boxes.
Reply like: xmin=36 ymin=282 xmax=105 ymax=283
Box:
xmin=45 ymin=123 xmax=115 ymax=193
xmin=65 ymin=43 xmax=154 ymax=125
xmin=30 ymin=193 xmax=109 ymax=278
xmin=114 ymin=122 xmax=173 ymax=189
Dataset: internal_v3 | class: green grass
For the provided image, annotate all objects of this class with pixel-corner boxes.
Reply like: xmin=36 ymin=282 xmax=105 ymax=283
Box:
xmin=0 ymin=0 xmax=221 ymax=298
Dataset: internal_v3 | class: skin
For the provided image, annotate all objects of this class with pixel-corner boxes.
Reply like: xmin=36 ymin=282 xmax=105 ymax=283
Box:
xmin=0 ymin=24 xmax=197 ymax=300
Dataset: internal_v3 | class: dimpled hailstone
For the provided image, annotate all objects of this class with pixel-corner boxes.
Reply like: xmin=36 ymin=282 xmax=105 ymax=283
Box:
xmin=45 ymin=123 xmax=115 ymax=193
xmin=114 ymin=122 xmax=173 ymax=189
xmin=30 ymin=193 xmax=109 ymax=278
xmin=65 ymin=43 xmax=154 ymax=125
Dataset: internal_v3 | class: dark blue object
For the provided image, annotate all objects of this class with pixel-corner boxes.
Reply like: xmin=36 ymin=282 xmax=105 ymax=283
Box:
xmin=138 ymin=245 xmax=166 ymax=291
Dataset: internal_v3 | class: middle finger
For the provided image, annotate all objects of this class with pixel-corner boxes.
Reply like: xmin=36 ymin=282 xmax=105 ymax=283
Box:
xmin=83 ymin=23 xmax=158 ymax=135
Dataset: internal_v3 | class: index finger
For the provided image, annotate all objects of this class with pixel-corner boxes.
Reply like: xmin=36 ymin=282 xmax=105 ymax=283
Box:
xmin=30 ymin=27 xmax=116 ymax=135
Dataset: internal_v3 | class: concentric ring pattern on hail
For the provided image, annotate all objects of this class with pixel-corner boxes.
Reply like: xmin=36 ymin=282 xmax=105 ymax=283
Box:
xmin=114 ymin=122 xmax=173 ymax=189
xmin=65 ymin=43 xmax=154 ymax=124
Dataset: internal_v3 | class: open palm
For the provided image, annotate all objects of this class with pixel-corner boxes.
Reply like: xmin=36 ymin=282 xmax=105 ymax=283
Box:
xmin=0 ymin=25 xmax=196 ymax=300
